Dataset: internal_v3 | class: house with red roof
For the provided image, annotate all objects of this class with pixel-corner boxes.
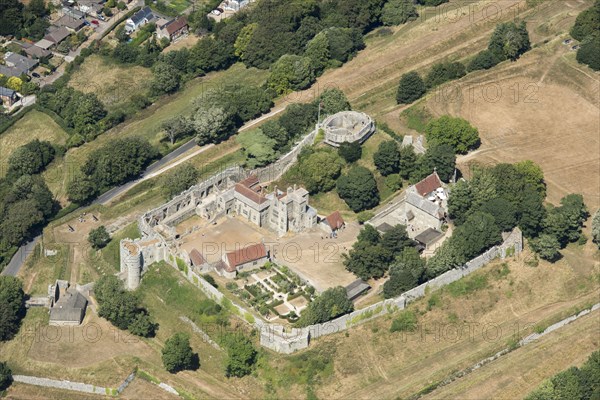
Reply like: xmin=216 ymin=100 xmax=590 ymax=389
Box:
xmin=320 ymin=211 xmax=345 ymax=235
xmin=218 ymin=242 xmax=269 ymax=279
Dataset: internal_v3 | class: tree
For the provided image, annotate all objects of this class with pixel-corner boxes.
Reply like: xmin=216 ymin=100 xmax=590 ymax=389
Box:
xmin=162 ymin=164 xmax=199 ymax=199
xmin=357 ymin=224 xmax=381 ymax=245
xmin=338 ymin=141 xmax=362 ymax=163
xmin=237 ymin=129 xmax=279 ymax=168
xmin=260 ymin=120 xmax=288 ymax=150
xmin=151 ymin=62 xmax=181 ymax=94
xmin=467 ymin=49 xmax=501 ymax=72
xmin=0 ymin=276 xmax=25 ymax=341
xmin=570 ymin=0 xmax=600 ymax=41
xmin=425 ymin=115 xmax=479 ymax=154
xmin=128 ymin=312 xmax=157 ymax=337
xmin=518 ymin=184 xmax=546 ymax=237
xmin=162 ymin=333 xmax=198 ymax=373
xmin=592 ymin=209 xmax=600 ymax=248
xmin=278 ymin=102 xmax=317 ymax=138
xmin=0 ymin=362 xmax=12 ymax=391
xmin=381 ymin=224 xmax=414 ymax=255
xmin=266 ymin=54 xmax=315 ymax=95
xmin=382 ymin=0 xmax=418 ymax=26
xmin=424 ymin=61 xmax=466 ymax=88
xmin=399 ymin=145 xmax=417 ymax=179
xmin=448 ymin=179 xmax=473 ymax=225
xmin=451 ymin=211 xmax=502 ymax=260
xmin=297 ymin=286 xmax=354 ymax=326
xmin=162 ymin=116 xmax=194 ymax=145
xmin=222 ymin=333 xmax=257 ymax=377
xmin=192 ymin=105 xmax=236 ymax=145
xmin=576 ymin=33 xmax=600 ymax=71
xmin=373 ymin=140 xmax=401 ymax=176
xmin=318 ymin=88 xmax=351 ymax=116
xmin=6 ymin=76 xmax=22 ymax=91
xmin=337 ymin=166 xmax=380 ymax=212
xmin=66 ymin=173 xmax=98 ymax=204
xmin=294 ymin=149 xmax=344 ymax=193
xmin=233 ymin=23 xmax=257 ymax=60
xmin=530 ymin=234 xmax=561 ymax=262
xmin=383 ymin=247 xmax=425 ymax=298
xmin=480 ymin=197 xmax=517 ymax=232
xmin=88 ymin=226 xmax=110 ymax=249
xmin=488 ymin=21 xmax=531 ymax=61
xmin=343 ymin=243 xmax=390 ymax=279
xmin=6 ymin=139 xmax=55 ymax=180
xmin=396 ymin=71 xmax=426 ymax=104
xmin=413 ymin=144 xmax=456 ymax=182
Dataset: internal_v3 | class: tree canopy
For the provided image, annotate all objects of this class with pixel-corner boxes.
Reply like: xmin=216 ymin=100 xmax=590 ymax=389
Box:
xmin=336 ymin=166 xmax=380 ymax=212
xmin=88 ymin=226 xmax=111 ymax=250
xmin=162 ymin=333 xmax=199 ymax=373
xmin=162 ymin=164 xmax=199 ymax=199
xmin=373 ymin=140 xmax=401 ymax=176
xmin=0 ymin=277 xmax=25 ymax=342
xmin=396 ymin=71 xmax=426 ymax=104
xmin=382 ymin=0 xmax=418 ymax=26
xmin=221 ymin=333 xmax=258 ymax=377
xmin=425 ymin=115 xmax=479 ymax=154
xmin=297 ymin=286 xmax=354 ymax=326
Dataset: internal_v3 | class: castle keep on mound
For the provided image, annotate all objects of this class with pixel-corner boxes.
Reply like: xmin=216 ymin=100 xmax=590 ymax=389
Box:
xmin=322 ymin=111 xmax=375 ymax=147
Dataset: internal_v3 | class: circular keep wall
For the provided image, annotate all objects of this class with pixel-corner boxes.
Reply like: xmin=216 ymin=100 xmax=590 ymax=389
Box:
xmin=322 ymin=111 xmax=375 ymax=147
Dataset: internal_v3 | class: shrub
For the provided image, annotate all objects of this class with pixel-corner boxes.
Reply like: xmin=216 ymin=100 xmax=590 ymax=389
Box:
xmin=390 ymin=310 xmax=417 ymax=332
xmin=396 ymin=71 xmax=426 ymax=104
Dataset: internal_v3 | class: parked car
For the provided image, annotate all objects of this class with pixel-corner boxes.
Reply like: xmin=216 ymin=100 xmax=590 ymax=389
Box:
xmin=32 ymin=72 xmax=40 ymax=78
xmin=211 ymin=9 xmax=221 ymax=15
xmin=97 ymin=14 xmax=105 ymax=21
xmin=91 ymin=20 xmax=99 ymax=26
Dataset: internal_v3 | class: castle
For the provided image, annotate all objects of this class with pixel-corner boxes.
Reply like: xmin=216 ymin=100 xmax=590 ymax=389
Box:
xmin=200 ymin=174 xmax=317 ymax=236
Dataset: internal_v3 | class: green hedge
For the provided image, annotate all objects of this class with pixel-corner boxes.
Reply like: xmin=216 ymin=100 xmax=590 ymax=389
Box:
xmin=34 ymin=105 xmax=74 ymax=135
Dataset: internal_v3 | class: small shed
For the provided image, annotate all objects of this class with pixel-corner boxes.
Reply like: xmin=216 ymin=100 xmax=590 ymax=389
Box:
xmin=414 ymin=228 xmax=444 ymax=250
xmin=345 ymin=279 xmax=371 ymax=300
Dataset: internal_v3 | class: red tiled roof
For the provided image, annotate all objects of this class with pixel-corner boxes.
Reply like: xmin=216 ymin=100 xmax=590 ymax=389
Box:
xmin=189 ymin=248 xmax=206 ymax=266
xmin=414 ymin=172 xmax=443 ymax=197
xmin=234 ymin=174 xmax=267 ymax=204
xmin=326 ymin=211 xmax=345 ymax=230
xmin=225 ymin=243 xmax=267 ymax=272
xmin=165 ymin=16 xmax=188 ymax=35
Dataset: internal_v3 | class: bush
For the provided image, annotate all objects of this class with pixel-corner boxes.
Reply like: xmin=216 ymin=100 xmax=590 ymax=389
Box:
xmin=390 ymin=310 xmax=417 ymax=332
xmin=0 ymin=362 xmax=12 ymax=391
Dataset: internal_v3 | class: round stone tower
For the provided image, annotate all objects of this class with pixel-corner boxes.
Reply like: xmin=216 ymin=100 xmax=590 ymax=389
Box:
xmin=120 ymin=240 xmax=142 ymax=290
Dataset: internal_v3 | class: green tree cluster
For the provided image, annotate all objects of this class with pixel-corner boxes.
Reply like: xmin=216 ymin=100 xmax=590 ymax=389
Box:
xmin=592 ymin=209 xmax=600 ymax=249
xmin=94 ymin=275 xmax=157 ymax=337
xmin=525 ymin=351 xmax=600 ymax=400
xmin=0 ymin=276 xmax=25 ymax=341
xmin=571 ymin=1 xmax=600 ymax=70
xmin=67 ymin=137 xmax=158 ymax=203
xmin=343 ymin=224 xmax=414 ymax=279
xmin=469 ymin=21 xmax=530 ymax=71
xmin=296 ymin=286 xmax=354 ymax=326
xmin=6 ymin=139 xmax=55 ymax=181
xmin=161 ymin=164 xmax=200 ymax=199
xmin=383 ymin=247 xmax=426 ymax=298
xmin=382 ymin=0 xmax=418 ymax=26
xmin=425 ymin=61 xmax=466 ymax=88
xmin=396 ymin=71 xmax=426 ymax=104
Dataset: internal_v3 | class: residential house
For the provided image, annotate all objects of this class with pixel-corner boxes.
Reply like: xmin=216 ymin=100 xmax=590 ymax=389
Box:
xmin=76 ymin=0 xmax=105 ymax=15
xmin=125 ymin=7 xmax=154 ymax=33
xmin=217 ymin=242 xmax=268 ymax=279
xmin=34 ymin=38 xmax=56 ymax=50
xmin=24 ymin=44 xmax=52 ymax=59
xmin=61 ymin=6 xmax=87 ymax=19
xmin=43 ymin=26 xmax=71 ymax=47
xmin=405 ymin=171 xmax=448 ymax=231
xmin=0 ymin=87 xmax=19 ymax=107
xmin=55 ymin=14 xmax=87 ymax=32
xmin=0 ymin=52 xmax=38 ymax=77
xmin=157 ymin=16 xmax=188 ymax=41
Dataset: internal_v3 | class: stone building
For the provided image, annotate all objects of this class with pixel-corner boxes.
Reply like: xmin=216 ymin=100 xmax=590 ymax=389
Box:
xmin=48 ymin=280 xmax=88 ymax=326
xmin=207 ymin=175 xmax=317 ymax=237
xmin=216 ymin=242 xmax=269 ymax=279
xmin=405 ymin=171 xmax=447 ymax=231
xmin=119 ymin=237 xmax=168 ymax=290
xmin=322 ymin=111 xmax=375 ymax=147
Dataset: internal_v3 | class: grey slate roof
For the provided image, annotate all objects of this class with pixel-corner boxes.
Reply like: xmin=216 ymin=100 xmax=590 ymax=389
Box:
xmin=414 ymin=228 xmax=444 ymax=246
xmin=130 ymin=7 xmax=154 ymax=25
xmin=346 ymin=279 xmax=370 ymax=300
xmin=406 ymin=191 xmax=444 ymax=219
xmin=0 ymin=87 xmax=17 ymax=97
xmin=49 ymin=292 xmax=88 ymax=323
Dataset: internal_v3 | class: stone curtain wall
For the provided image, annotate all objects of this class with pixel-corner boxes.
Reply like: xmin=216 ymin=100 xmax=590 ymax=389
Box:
xmin=12 ymin=375 xmax=108 ymax=395
xmin=162 ymin=228 xmax=522 ymax=354
xmin=251 ymin=128 xmax=317 ymax=183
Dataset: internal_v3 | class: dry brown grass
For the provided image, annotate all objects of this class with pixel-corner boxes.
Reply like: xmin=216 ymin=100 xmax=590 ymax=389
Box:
xmin=68 ymin=55 xmax=153 ymax=111
xmin=0 ymin=110 xmax=68 ymax=179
